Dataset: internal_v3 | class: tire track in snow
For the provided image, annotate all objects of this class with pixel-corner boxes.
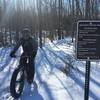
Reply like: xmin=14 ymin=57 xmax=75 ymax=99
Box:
xmin=40 ymin=48 xmax=75 ymax=100
xmin=45 ymin=42 xmax=100 ymax=100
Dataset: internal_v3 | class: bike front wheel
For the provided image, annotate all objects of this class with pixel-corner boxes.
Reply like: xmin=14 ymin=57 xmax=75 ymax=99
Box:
xmin=10 ymin=67 xmax=25 ymax=99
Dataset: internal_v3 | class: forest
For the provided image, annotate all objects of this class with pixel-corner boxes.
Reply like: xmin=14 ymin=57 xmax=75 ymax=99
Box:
xmin=0 ymin=1 xmax=100 ymax=100
xmin=0 ymin=0 xmax=100 ymax=47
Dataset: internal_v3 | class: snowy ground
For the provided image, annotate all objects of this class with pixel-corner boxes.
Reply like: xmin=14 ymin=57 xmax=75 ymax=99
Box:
xmin=0 ymin=37 xmax=100 ymax=100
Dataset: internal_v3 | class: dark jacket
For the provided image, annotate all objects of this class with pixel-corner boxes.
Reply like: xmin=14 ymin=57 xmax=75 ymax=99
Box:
xmin=11 ymin=37 xmax=38 ymax=56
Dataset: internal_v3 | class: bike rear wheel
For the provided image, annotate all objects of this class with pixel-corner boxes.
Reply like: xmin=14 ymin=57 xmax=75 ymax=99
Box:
xmin=10 ymin=67 xmax=24 ymax=99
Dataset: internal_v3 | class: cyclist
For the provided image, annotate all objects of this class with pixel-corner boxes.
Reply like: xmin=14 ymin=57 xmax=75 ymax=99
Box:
xmin=10 ymin=28 xmax=38 ymax=84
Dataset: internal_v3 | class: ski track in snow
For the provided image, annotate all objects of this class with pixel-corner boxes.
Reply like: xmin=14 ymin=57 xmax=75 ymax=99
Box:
xmin=0 ymin=38 xmax=100 ymax=100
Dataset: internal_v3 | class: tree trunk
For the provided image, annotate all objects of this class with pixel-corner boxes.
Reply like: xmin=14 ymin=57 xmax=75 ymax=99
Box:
xmin=85 ymin=0 xmax=91 ymax=19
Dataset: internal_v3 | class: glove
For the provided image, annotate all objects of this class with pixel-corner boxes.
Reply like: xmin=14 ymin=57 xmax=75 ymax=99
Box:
xmin=10 ymin=52 xmax=16 ymax=58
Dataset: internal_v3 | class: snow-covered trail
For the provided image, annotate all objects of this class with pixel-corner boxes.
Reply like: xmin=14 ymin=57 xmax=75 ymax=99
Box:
xmin=44 ymin=39 xmax=100 ymax=100
xmin=0 ymin=38 xmax=100 ymax=100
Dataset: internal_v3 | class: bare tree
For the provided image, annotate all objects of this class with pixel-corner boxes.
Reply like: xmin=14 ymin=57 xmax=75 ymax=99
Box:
xmin=85 ymin=0 xmax=91 ymax=19
xmin=37 ymin=0 xmax=42 ymax=48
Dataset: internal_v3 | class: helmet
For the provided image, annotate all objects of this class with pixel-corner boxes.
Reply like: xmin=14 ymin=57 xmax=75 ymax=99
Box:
xmin=21 ymin=28 xmax=31 ymax=40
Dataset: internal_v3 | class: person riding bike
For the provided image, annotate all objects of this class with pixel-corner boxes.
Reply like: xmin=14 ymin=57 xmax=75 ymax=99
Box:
xmin=10 ymin=28 xmax=38 ymax=84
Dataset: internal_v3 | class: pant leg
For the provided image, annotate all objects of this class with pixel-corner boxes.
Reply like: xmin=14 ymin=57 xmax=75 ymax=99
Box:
xmin=27 ymin=52 xmax=37 ymax=81
xmin=28 ymin=57 xmax=35 ymax=80
xmin=25 ymin=57 xmax=35 ymax=82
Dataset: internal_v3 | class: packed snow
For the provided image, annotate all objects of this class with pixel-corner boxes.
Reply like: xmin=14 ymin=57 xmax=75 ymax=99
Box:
xmin=0 ymin=37 xmax=100 ymax=100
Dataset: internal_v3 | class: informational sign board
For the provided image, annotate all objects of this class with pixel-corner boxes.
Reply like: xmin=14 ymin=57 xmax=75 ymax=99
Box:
xmin=76 ymin=20 xmax=100 ymax=60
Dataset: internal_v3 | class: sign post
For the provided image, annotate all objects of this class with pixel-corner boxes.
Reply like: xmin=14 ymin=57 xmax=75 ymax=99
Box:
xmin=85 ymin=61 xmax=90 ymax=100
xmin=76 ymin=20 xmax=100 ymax=100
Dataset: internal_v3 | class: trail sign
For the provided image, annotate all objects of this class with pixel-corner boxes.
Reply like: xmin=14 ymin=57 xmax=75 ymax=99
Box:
xmin=76 ymin=20 xmax=100 ymax=60
xmin=76 ymin=20 xmax=100 ymax=100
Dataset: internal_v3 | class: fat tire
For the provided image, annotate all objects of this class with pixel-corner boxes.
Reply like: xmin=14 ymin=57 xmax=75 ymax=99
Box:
xmin=10 ymin=67 xmax=24 ymax=99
